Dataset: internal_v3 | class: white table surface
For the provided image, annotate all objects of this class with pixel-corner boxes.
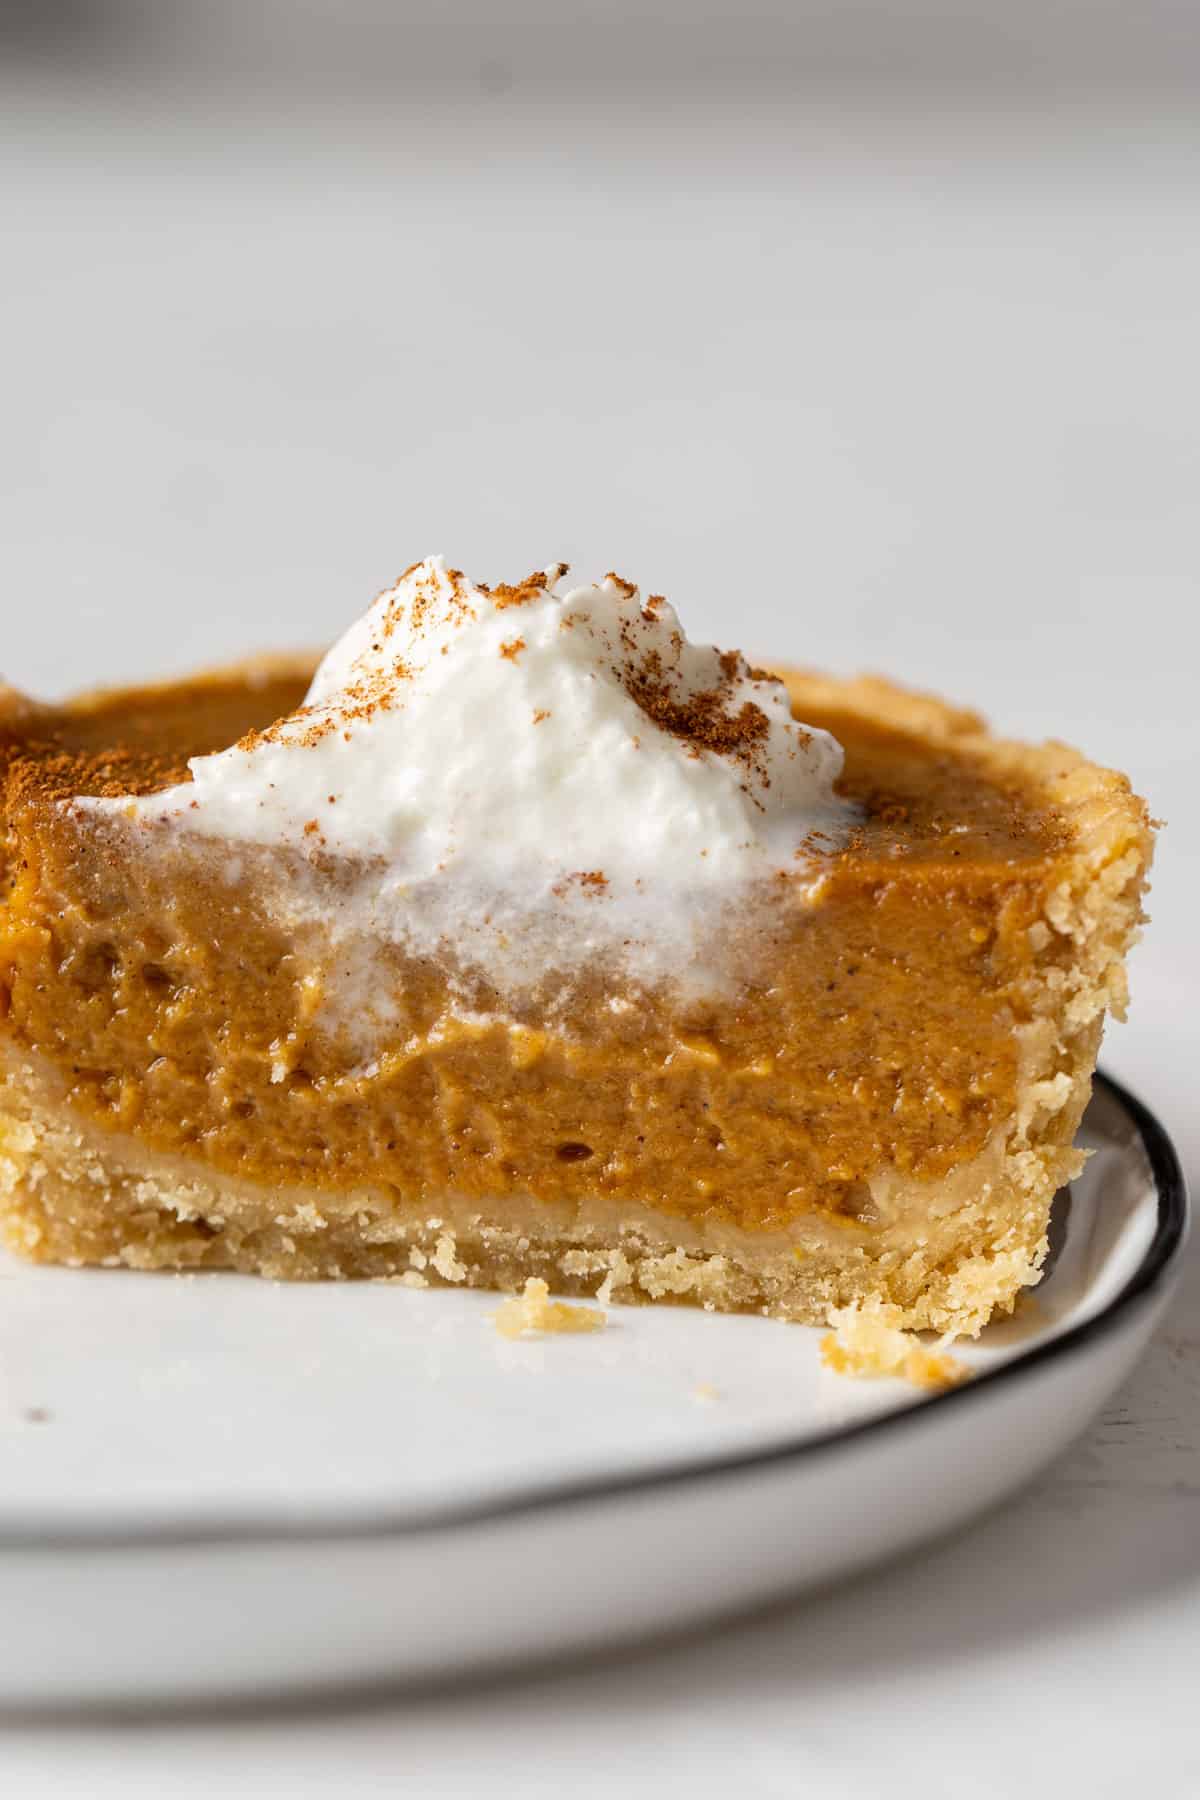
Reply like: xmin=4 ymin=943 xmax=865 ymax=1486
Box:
xmin=1 ymin=46 xmax=1197 ymax=1796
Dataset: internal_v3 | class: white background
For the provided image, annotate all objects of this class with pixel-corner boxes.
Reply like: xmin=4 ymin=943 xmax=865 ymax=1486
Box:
xmin=2 ymin=3 xmax=1198 ymax=1791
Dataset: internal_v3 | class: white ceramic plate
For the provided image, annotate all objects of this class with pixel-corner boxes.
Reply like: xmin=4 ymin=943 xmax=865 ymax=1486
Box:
xmin=0 ymin=1073 xmax=1185 ymax=1709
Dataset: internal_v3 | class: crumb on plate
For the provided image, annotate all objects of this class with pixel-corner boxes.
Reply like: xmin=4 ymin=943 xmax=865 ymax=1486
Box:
xmin=820 ymin=1298 xmax=967 ymax=1390
xmin=491 ymin=1277 xmax=607 ymax=1340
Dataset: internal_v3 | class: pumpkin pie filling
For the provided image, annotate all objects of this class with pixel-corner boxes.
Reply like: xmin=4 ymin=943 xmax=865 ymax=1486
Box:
xmin=0 ymin=564 xmax=1154 ymax=1335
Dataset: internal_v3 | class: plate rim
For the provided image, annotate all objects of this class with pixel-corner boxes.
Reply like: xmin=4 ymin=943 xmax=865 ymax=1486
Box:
xmin=0 ymin=1070 xmax=1186 ymax=1555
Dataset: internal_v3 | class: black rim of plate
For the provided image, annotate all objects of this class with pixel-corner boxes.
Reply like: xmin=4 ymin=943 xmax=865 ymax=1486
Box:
xmin=0 ymin=1069 xmax=1187 ymax=1553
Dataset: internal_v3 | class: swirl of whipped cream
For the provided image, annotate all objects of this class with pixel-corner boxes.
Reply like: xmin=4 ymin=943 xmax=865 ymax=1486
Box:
xmin=121 ymin=557 xmax=848 ymax=888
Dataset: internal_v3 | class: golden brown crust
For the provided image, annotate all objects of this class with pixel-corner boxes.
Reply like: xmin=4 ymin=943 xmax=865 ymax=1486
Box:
xmin=779 ymin=669 xmax=989 ymax=741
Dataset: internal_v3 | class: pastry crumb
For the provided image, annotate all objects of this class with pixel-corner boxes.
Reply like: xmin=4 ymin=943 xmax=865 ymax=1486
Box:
xmin=692 ymin=1382 xmax=721 ymax=1405
xmin=820 ymin=1299 xmax=967 ymax=1391
xmin=491 ymin=1277 xmax=607 ymax=1340
xmin=431 ymin=1231 xmax=467 ymax=1283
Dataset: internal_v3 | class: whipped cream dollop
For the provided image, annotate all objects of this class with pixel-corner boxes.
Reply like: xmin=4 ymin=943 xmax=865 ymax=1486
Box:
xmin=121 ymin=557 xmax=847 ymax=887
xmin=90 ymin=559 xmax=852 ymax=998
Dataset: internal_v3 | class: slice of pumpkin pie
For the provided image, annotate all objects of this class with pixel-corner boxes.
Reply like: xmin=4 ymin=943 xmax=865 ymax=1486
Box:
xmin=0 ymin=559 xmax=1154 ymax=1335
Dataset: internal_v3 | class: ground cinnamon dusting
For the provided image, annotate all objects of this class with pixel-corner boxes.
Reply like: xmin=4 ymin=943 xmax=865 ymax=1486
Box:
xmin=235 ymin=565 xmax=491 ymax=756
xmin=619 ymin=646 xmax=773 ymax=796
xmin=486 ymin=564 xmax=570 ymax=611
xmin=551 ymin=870 xmax=609 ymax=898
xmin=238 ymin=657 xmax=412 ymax=752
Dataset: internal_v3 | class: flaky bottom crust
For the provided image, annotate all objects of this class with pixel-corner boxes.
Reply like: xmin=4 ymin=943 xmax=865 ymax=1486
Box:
xmin=0 ymin=1031 xmax=1097 ymax=1337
